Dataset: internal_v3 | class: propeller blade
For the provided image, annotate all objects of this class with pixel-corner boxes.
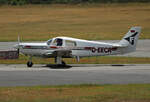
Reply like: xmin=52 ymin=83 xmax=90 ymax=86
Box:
xmin=17 ymin=48 xmax=20 ymax=55
xmin=17 ymin=35 xmax=20 ymax=55
xmin=18 ymin=35 xmax=20 ymax=44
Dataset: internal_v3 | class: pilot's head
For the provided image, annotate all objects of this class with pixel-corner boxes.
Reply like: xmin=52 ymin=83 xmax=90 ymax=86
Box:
xmin=56 ymin=39 xmax=62 ymax=46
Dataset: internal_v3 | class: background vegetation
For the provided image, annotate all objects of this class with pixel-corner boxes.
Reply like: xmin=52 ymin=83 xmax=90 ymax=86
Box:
xmin=0 ymin=3 xmax=150 ymax=41
xmin=0 ymin=0 xmax=150 ymax=5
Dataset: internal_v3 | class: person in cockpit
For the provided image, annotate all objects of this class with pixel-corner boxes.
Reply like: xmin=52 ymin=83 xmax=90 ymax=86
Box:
xmin=56 ymin=39 xmax=63 ymax=46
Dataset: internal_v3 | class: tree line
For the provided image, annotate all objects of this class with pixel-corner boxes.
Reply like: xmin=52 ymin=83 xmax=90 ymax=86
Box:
xmin=0 ymin=0 xmax=150 ymax=5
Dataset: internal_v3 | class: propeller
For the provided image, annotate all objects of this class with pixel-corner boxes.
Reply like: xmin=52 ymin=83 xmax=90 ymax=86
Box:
xmin=17 ymin=36 xmax=20 ymax=55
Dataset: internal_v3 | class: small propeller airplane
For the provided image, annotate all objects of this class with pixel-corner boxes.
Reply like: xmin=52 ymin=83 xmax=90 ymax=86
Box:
xmin=14 ymin=27 xmax=141 ymax=67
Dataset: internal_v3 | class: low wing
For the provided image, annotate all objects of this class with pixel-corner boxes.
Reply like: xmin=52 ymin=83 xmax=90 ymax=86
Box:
xmin=43 ymin=49 xmax=72 ymax=58
xmin=52 ymin=49 xmax=72 ymax=57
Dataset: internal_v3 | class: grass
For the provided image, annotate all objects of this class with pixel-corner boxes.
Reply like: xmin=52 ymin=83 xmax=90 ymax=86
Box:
xmin=0 ymin=84 xmax=150 ymax=102
xmin=0 ymin=55 xmax=150 ymax=64
xmin=0 ymin=3 xmax=150 ymax=41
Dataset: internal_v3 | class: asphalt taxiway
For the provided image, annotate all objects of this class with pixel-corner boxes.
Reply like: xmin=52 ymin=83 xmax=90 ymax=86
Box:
xmin=0 ymin=64 xmax=150 ymax=86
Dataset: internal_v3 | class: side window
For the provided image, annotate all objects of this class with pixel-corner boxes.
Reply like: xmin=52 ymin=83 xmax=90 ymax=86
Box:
xmin=52 ymin=38 xmax=63 ymax=46
xmin=65 ymin=40 xmax=76 ymax=47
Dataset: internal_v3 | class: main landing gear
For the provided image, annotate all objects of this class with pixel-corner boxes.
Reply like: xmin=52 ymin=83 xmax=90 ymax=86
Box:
xmin=27 ymin=56 xmax=33 ymax=67
xmin=55 ymin=56 xmax=66 ymax=66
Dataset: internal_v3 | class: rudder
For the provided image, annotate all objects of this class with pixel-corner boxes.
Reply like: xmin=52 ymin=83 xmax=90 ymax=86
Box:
xmin=119 ymin=27 xmax=141 ymax=53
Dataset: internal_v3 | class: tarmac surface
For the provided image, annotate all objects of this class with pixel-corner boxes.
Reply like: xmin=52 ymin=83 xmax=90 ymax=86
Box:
xmin=0 ymin=40 xmax=150 ymax=57
xmin=0 ymin=40 xmax=150 ymax=86
xmin=0 ymin=64 xmax=150 ymax=86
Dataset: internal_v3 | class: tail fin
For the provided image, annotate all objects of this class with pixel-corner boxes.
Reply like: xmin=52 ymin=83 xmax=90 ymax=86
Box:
xmin=118 ymin=27 xmax=141 ymax=53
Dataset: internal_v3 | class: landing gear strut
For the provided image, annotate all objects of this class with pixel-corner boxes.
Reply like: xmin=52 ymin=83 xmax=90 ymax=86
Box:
xmin=27 ymin=56 xmax=33 ymax=67
xmin=55 ymin=56 xmax=66 ymax=66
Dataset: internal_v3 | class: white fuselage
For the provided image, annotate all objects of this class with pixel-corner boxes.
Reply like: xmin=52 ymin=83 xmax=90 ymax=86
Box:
xmin=18 ymin=37 xmax=125 ymax=58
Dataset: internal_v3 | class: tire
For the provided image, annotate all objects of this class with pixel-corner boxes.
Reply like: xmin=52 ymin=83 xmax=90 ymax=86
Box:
xmin=27 ymin=61 xmax=33 ymax=67
xmin=62 ymin=61 xmax=66 ymax=65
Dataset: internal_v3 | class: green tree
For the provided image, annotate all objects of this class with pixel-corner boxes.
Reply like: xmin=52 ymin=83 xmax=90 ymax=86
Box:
xmin=9 ymin=0 xmax=27 ymax=5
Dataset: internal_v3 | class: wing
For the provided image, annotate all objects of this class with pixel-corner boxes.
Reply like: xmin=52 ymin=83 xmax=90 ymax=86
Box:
xmin=52 ymin=49 xmax=72 ymax=57
xmin=43 ymin=49 xmax=72 ymax=58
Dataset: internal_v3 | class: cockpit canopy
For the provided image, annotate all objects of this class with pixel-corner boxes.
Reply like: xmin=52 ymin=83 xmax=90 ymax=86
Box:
xmin=46 ymin=38 xmax=63 ymax=46
xmin=47 ymin=37 xmax=77 ymax=47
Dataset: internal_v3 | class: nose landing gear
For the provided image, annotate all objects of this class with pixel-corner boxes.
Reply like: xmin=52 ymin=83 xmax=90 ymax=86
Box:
xmin=26 ymin=56 xmax=67 ymax=68
xmin=27 ymin=56 xmax=33 ymax=67
xmin=27 ymin=61 xmax=33 ymax=67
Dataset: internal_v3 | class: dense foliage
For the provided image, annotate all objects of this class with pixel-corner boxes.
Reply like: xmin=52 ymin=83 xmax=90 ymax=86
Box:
xmin=0 ymin=0 xmax=150 ymax=5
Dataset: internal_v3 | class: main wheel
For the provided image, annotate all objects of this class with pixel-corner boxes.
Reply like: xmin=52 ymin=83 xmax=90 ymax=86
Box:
xmin=61 ymin=61 xmax=66 ymax=66
xmin=27 ymin=61 xmax=33 ymax=67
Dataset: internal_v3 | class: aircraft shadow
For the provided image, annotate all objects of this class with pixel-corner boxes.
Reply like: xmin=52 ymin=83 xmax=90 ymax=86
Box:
xmin=70 ymin=64 xmax=135 ymax=67
xmin=40 ymin=64 xmax=135 ymax=69
xmin=111 ymin=64 xmax=125 ymax=66
xmin=44 ymin=64 xmax=72 ymax=69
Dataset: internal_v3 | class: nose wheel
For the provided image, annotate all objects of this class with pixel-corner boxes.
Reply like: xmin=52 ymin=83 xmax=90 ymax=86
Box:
xmin=27 ymin=56 xmax=33 ymax=67
xmin=27 ymin=61 xmax=33 ymax=67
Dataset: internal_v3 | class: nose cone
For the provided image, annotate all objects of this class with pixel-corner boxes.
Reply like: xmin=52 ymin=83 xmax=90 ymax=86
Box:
xmin=13 ymin=44 xmax=19 ymax=49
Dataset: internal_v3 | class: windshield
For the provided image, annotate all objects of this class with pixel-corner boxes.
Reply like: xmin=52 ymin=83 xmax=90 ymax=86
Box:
xmin=47 ymin=39 xmax=52 ymax=45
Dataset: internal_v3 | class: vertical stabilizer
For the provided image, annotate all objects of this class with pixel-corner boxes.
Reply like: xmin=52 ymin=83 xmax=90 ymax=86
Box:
xmin=119 ymin=27 xmax=141 ymax=53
